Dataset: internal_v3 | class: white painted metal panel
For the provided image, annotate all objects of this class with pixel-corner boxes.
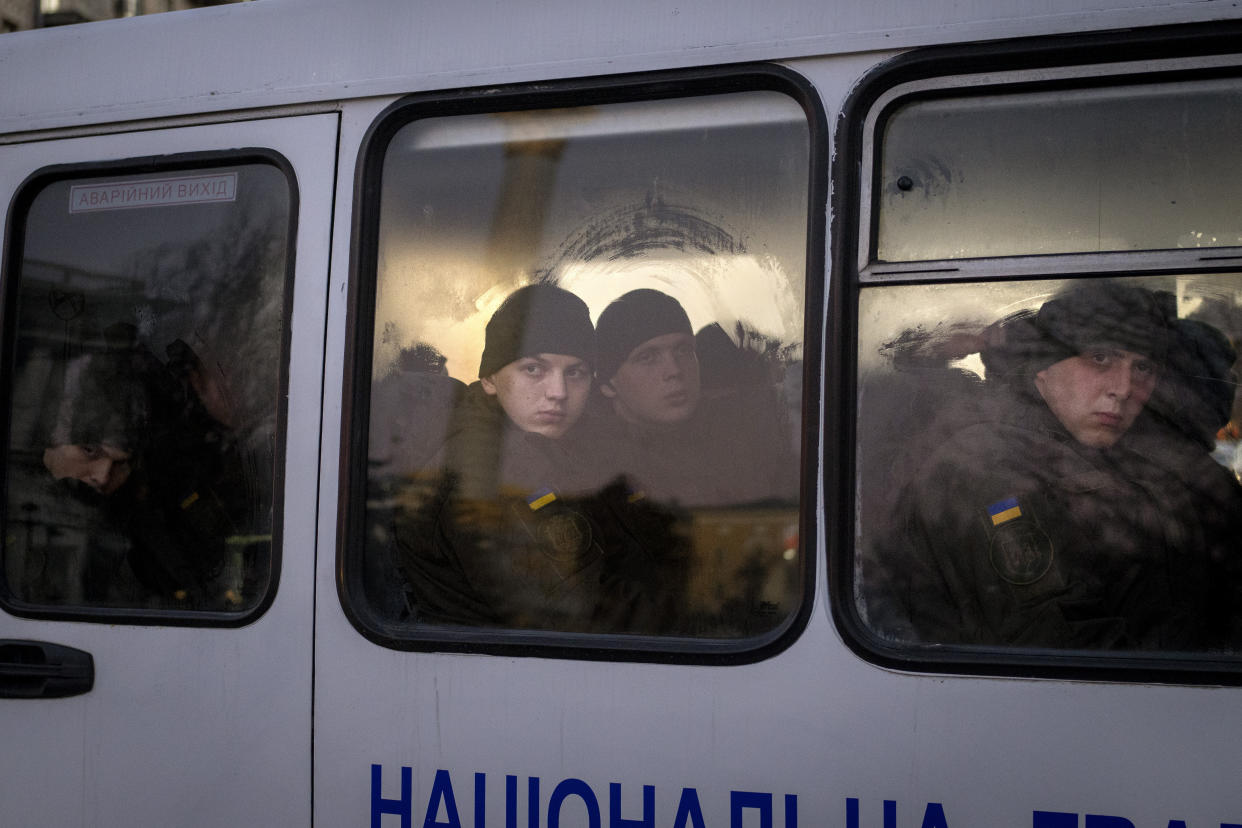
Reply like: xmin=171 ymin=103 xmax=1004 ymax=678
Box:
xmin=0 ymin=114 xmax=335 ymax=828
xmin=1 ymin=0 xmax=1241 ymax=135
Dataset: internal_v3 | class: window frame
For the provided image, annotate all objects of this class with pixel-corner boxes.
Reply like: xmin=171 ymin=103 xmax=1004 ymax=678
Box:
xmin=339 ymin=64 xmax=827 ymax=664
xmin=830 ymin=21 xmax=1242 ymax=685
xmin=0 ymin=148 xmax=298 ymax=628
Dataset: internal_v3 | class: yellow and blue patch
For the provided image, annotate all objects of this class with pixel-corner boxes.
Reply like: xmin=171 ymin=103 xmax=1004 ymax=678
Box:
xmin=988 ymin=496 xmax=1022 ymax=526
xmin=527 ymin=488 xmax=557 ymax=511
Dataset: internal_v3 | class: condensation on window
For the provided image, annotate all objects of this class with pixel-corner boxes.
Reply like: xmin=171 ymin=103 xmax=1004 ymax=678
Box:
xmin=2 ymin=162 xmax=290 ymax=616
xmin=854 ymin=273 xmax=1242 ymax=653
xmin=875 ymin=79 xmax=1242 ymax=262
xmin=359 ymin=91 xmax=810 ymax=639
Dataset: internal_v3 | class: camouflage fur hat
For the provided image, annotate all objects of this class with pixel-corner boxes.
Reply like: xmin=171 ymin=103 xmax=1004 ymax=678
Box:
xmin=982 ymin=282 xmax=1175 ymax=384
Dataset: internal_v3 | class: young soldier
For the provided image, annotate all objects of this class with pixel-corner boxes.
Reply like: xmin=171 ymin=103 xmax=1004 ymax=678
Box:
xmin=592 ymin=289 xmax=797 ymax=510
xmin=587 ymin=289 xmax=800 ymax=636
xmin=12 ymin=337 xmax=265 ymax=610
xmin=872 ymin=282 xmax=1242 ymax=650
xmin=394 ymin=284 xmax=613 ymax=631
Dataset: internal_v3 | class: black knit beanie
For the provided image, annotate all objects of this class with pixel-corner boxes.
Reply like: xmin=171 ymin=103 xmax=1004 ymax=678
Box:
xmin=477 ymin=284 xmax=595 ymax=378
xmin=595 ymin=289 xmax=693 ymax=382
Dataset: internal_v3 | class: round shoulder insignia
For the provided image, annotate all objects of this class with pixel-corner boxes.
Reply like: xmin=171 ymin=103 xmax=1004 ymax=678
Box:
xmin=537 ymin=510 xmax=593 ymax=562
xmin=988 ymin=521 xmax=1054 ymax=585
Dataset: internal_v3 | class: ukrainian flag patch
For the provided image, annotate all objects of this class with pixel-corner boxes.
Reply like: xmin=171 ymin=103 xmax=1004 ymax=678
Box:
xmin=988 ymin=496 xmax=1022 ymax=526
xmin=527 ymin=488 xmax=557 ymax=511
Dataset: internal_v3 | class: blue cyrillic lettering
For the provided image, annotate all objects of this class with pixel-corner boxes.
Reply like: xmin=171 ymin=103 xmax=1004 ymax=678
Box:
xmin=506 ymin=776 xmax=519 ymax=828
xmin=673 ymin=788 xmax=707 ymax=828
xmin=548 ymin=778 xmax=600 ymax=828
xmin=921 ymin=803 xmax=949 ymax=828
xmin=1223 ymin=823 xmax=1242 ymax=828
xmin=473 ymin=773 xmax=486 ymax=828
xmin=1034 ymin=812 xmax=1078 ymax=828
xmin=371 ymin=764 xmax=413 ymax=828
xmin=1086 ymin=817 xmax=1134 ymax=828
xmin=1166 ymin=822 xmax=1187 ymax=828
xmin=846 ymin=798 xmax=897 ymax=828
xmin=530 ymin=777 xmax=541 ymax=828
xmin=732 ymin=791 xmax=773 ymax=828
xmin=609 ymin=783 xmax=654 ymax=828
xmin=423 ymin=769 xmax=462 ymax=828
xmin=785 ymin=795 xmax=797 ymax=828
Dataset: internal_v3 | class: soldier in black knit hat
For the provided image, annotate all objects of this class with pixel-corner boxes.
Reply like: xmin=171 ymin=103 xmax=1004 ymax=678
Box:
xmin=582 ymin=289 xmax=801 ymax=637
xmin=475 ymin=283 xmax=596 ymax=443
xmin=867 ymin=281 xmax=1242 ymax=651
xmin=589 ymin=288 xmax=796 ymax=511
xmin=444 ymin=283 xmax=598 ymax=501
xmin=595 ymin=288 xmax=701 ymax=428
xmin=393 ymin=283 xmax=612 ymax=631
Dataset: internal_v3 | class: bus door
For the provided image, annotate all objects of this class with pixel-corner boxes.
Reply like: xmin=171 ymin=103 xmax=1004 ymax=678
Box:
xmin=0 ymin=114 xmax=336 ymax=827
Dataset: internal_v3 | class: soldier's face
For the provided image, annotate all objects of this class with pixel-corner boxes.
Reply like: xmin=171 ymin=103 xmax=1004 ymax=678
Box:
xmin=42 ymin=442 xmax=133 ymax=495
xmin=602 ymin=332 xmax=701 ymax=427
xmin=481 ymin=353 xmax=591 ymax=438
xmin=1034 ymin=346 xmax=1158 ymax=448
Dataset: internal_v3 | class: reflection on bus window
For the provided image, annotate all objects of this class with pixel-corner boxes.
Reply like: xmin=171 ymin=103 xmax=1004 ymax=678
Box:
xmin=876 ymin=79 xmax=1242 ymax=261
xmin=359 ymin=91 xmax=808 ymax=639
xmin=3 ymin=161 xmax=291 ymax=616
xmin=855 ymin=275 xmax=1242 ymax=652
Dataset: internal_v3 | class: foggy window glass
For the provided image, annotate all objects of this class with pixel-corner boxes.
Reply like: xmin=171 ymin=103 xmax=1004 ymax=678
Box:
xmin=854 ymin=273 xmax=1242 ymax=653
xmin=875 ymin=78 xmax=1242 ymax=261
xmin=2 ymin=160 xmax=291 ymax=618
xmin=358 ymin=91 xmax=808 ymax=640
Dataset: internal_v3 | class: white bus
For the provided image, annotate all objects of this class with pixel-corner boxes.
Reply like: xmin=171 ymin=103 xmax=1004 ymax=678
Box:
xmin=3 ymin=1 xmax=1242 ymax=826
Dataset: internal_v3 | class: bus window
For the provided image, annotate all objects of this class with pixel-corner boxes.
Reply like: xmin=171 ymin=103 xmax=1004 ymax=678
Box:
xmin=875 ymin=78 xmax=1242 ymax=262
xmin=854 ymin=274 xmax=1242 ymax=655
xmin=845 ymin=66 xmax=1242 ymax=674
xmin=345 ymin=74 xmax=818 ymax=655
xmin=2 ymin=156 xmax=294 ymax=622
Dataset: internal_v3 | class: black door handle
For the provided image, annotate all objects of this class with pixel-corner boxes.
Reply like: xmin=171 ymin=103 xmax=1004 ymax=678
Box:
xmin=0 ymin=640 xmax=94 ymax=699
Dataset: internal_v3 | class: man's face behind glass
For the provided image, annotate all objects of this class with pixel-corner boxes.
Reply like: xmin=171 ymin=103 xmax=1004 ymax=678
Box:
xmin=1034 ymin=346 xmax=1159 ymax=448
xmin=603 ymin=332 xmax=701 ymax=427
xmin=42 ymin=442 xmax=133 ymax=495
